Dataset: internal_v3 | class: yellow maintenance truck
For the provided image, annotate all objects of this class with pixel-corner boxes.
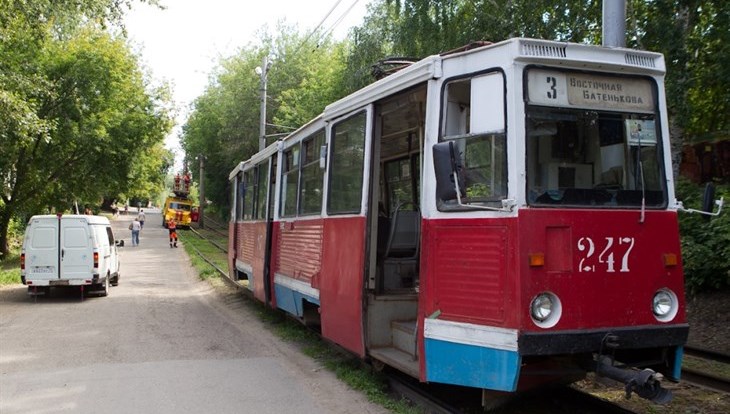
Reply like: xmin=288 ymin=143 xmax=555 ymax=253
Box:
xmin=162 ymin=173 xmax=197 ymax=228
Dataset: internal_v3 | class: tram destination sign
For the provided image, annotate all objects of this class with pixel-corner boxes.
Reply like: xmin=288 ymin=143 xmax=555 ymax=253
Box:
xmin=527 ymin=69 xmax=655 ymax=112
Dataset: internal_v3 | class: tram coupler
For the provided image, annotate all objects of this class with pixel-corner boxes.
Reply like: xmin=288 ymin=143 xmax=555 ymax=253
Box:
xmin=595 ymin=356 xmax=672 ymax=404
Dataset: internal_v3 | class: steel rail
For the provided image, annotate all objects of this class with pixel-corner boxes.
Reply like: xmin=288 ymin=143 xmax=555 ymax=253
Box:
xmin=682 ymin=345 xmax=730 ymax=394
xmin=681 ymin=367 xmax=730 ymax=394
xmin=385 ymin=370 xmax=462 ymax=414
xmin=181 ymin=236 xmax=229 ymax=279
xmin=684 ymin=345 xmax=730 ymax=364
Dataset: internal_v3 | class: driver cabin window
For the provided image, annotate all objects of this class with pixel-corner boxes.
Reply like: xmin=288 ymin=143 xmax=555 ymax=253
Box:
xmin=439 ymin=72 xmax=507 ymax=209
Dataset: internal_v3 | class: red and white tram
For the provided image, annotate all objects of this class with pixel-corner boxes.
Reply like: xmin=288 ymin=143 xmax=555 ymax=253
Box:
xmin=228 ymin=38 xmax=686 ymax=403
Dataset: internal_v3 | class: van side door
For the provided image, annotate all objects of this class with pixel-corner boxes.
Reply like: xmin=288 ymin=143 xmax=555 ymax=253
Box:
xmin=24 ymin=219 xmax=59 ymax=281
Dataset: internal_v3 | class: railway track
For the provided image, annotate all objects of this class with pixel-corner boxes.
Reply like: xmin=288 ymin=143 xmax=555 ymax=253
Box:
xmin=682 ymin=345 xmax=730 ymax=393
xmin=197 ymin=213 xmax=228 ymax=237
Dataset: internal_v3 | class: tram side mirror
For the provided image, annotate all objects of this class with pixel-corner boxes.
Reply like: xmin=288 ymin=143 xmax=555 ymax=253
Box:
xmin=702 ymin=183 xmax=715 ymax=214
xmin=433 ymin=141 xmax=465 ymax=201
xmin=677 ymin=181 xmax=724 ymax=218
xmin=319 ymin=144 xmax=327 ymax=169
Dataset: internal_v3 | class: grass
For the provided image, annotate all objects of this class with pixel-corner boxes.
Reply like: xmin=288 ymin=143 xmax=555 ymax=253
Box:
xmin=181 ymin=230 xmax=420 ymax=413
xmin=0 ymin=246 xmax=22 ymax=285
xmin=178 ymin=229 xmax=228 ymax=280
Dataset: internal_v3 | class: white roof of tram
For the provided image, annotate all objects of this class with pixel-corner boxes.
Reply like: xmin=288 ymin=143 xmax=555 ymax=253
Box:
xmin=228 ymin=37 xmax=666 ymax=181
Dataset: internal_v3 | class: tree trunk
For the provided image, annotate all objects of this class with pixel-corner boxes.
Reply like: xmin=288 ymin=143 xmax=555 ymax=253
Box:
xmin=0 ymin=204 xmax=14 ymax=260
xmin=669 ymin=114 xmax=684 ymax=182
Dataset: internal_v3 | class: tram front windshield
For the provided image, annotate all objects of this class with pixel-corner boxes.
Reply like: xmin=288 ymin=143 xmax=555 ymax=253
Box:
xmin=525 ymin=71 xmax=667 ymax=208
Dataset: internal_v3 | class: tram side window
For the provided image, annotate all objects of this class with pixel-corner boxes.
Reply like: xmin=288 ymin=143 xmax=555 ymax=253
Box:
xmin=438 ymin=73 xmax=507 ymax=209
xmin=255 ymin=161 xmax=268 ymax=220
xmin=235 ymin=173 xmax=243 ymax=221
xmin=281 ymin=147 xmax=299 ymax=218
xmin=243 ymin=169 xmax=255 ymax=220
xmin=328 ymin=112 xmax=366 ymax=215
xmin=300 ymin=131 xmax=325 ymax=215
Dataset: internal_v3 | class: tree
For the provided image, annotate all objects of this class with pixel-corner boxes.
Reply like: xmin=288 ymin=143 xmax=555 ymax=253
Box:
xmin=182 ymin=23 xmax=347 ymax=215
xmin=1 ymin=1 xmax=171 ymax=257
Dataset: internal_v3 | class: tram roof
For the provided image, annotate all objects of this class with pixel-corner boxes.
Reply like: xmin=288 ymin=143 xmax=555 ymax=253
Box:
xmin=229 ymin=38 xmax=665 ymax=181
xmin=323 ymin=37 xmax=664 ymax=121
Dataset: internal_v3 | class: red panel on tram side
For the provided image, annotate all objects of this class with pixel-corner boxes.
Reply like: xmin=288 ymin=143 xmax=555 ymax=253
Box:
xmin=418 ymin=218 xmax=520 ymax=327
xmin=239 ymin=222 xmax=255 ymax=264
xmin=238 ymin=221 xmax=268 ymax=302
xmin=319 ymin=216 xmax=367 ymax=357
xmin=274 ymin=218 xmax=324 ymax=284
xmin=518 ymin=209 xmax=686 ymax=331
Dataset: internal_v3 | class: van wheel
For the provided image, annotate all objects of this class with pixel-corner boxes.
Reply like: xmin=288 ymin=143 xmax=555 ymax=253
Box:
xmin=111 ymin=274 xmax=119 ymax=286
xmin=99 ymin=276 xmax=109 ymax=297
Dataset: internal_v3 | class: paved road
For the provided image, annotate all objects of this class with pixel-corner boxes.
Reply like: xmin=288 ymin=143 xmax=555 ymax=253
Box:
xmin=0 ymin=212 xmax=386 ymax=414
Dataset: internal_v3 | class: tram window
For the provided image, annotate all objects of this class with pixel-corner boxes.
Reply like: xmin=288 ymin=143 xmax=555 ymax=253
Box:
xmin=383 ymin=155 xmax=420 ymax=213
xmin=255 ymin=161 xmax=268 ymax=220
xmin=281 ymin=147 xmax=299 ymax=218
xmin=243 ymin=169 xmax=255 ymax=220
xmin=438 ymin=73 xmax=507 ymax=209
xmin=234 ymin=173 xmax=243 ymax=221
xmin=300 ymin=131 xmax=325 ymax=215
xmin=328 ymin=112 xmax=366 ymax=215
xmin=526 ymin=107 xmax=666 ymax=207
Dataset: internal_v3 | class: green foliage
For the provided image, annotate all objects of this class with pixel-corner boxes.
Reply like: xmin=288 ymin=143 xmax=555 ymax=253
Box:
xmin=1 ymin=2 xmax=173 ymax=257
xmin=182 ymin=23 xmax=348 ymax=215
xmin=631 ymin=0 xmax=729 ymax=140
xmin=675 ymin=178 xmax=730 ymax=293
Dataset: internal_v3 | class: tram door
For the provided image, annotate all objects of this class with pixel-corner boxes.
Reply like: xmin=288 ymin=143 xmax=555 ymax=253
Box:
xmin=368 ymin=85 xmax=426 ymax=295
xmin=262 ymin=155 xmax=276 ymax=305
xmin=365 ymin=85 xmax=426 ymax=375
xmin=240 ymin=157 xmax=276 ymax=305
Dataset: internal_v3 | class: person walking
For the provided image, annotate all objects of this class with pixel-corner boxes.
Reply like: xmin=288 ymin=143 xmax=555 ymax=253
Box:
xmin=137 ymin=209 xmax=146 ymax=229
xmin=129 ymin=218 xmax=141 ymax=246
xmin=167 ymin=218 xmax=178 ymax=248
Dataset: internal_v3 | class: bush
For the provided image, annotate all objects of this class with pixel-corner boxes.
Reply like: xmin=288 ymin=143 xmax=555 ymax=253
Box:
xmin=675 ymin=178 xmax=730 ymax=294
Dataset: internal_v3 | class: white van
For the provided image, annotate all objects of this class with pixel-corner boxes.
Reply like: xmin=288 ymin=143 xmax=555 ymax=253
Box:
xmin=21 ymin=214 xmax=121 ymax=296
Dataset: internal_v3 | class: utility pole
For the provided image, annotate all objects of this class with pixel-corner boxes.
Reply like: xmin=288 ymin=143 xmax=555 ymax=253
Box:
xmin=257 ymin=55 xmax=270 ymax=152
xmin=198 ymin=155 xmax=205 ymax=229
xmin=602 ymin=0 xmax=626 ymax=48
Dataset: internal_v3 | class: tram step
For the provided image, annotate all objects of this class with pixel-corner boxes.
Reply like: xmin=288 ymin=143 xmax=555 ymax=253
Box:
xmin=392 ymin=320 xmax=417 ymax=357
xmin=369 ymin=346 xmax=420 ymax=379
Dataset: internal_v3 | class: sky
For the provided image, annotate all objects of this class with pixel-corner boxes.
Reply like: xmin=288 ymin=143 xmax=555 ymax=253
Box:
xmin=123 ymin=0 xmax=372 ymax=170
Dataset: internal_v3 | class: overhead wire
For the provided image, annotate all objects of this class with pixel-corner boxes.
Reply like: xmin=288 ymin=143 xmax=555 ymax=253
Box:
xmin=293 ymin=0 xmax=345 ymax=55
xmin=293 ymin=0 xmax=361 ymax=55
xmin=321 ymin=0 xmax=361 ymax=41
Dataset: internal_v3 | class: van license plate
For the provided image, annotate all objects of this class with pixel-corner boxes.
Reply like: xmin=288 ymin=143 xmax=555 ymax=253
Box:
xmin=50 ymin=280 xmax=69 ymax=286
xmin=32 ymin=266 xmax=54 ymax=274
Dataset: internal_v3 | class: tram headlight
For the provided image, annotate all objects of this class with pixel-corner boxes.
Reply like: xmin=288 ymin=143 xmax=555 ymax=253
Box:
xmin=530 ymin=292 xmax=562 ymax=328
xmin=652 ymin=289 xmax=678 ymax=322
